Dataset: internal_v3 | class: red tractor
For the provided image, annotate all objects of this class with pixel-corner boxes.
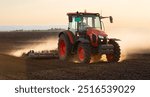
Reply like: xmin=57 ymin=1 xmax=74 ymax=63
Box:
xmin=58 ymin=11 xmax=121 ymax=63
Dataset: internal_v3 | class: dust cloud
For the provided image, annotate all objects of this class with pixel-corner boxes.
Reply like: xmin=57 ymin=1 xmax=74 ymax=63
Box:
xmin=108 ymin=28 xmax=150 ymax=61
xmin=9 ymin=28 xmax=150 ymax=62
xmin=10 ymin=37 xmax=58 ymax=57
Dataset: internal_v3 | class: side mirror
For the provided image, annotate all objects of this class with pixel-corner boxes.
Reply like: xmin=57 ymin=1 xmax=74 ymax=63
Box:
xmin=109 ymin=16 xmax=113 ymax=23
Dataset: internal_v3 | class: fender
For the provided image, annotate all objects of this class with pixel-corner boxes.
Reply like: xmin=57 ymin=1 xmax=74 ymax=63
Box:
xmin=59 ymin=30 xmax=75 ymax=44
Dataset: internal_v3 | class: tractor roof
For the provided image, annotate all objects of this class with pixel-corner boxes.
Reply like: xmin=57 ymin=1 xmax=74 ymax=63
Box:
xmin=67 ymin=12 xmax=100 ymax=16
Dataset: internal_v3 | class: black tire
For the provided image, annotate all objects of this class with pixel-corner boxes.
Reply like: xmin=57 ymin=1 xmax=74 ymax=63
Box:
xmin=106 ymin=40 xmax=121 ymax=62
xmin=58 ymin=34 xmax=71 ymax=61
xmin=77 ymin=43 xmax=91 ymax=63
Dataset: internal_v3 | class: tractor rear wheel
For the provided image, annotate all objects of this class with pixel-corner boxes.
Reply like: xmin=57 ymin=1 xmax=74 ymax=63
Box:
xmin=77 ymin=43 xmax=91 ymax=63
xmin=106 ymin=40 xmax=121 ymax=62
xmin=58 ymin=34 xmax=71 ymax=61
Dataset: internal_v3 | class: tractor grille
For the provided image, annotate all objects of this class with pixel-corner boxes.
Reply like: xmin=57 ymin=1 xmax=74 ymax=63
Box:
xmin=99 ymin=44 xmax=114 ymax=54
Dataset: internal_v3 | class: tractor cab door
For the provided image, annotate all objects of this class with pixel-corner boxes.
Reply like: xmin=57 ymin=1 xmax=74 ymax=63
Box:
xmin=68 ymin=16 xmax=87 ymax=37
xmin=68 ymin=16 xmax=78 ymax=35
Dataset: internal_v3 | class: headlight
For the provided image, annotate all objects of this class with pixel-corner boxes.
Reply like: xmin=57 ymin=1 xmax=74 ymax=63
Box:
xmin=98 ymin=35 xmax=104 ymax=39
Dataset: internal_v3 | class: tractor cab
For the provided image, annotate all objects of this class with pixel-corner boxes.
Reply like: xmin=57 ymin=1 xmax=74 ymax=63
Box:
xmin=67 ymin=12 xmax=113 ymax=36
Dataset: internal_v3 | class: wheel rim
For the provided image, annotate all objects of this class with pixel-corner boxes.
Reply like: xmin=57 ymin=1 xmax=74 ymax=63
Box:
xmin=59 ymin=39 xmax=66 ymax=57
xmin=78 ymin=46 xmax=85 ymax=61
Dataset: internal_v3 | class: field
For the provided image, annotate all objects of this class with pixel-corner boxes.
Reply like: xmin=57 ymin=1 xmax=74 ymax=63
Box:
xmin=0 ymin=31 xmax=150 ymax=80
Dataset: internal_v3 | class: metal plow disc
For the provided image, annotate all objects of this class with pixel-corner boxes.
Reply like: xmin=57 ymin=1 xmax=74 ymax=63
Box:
xmin=22 ymin=50 xmax=58 ymax=59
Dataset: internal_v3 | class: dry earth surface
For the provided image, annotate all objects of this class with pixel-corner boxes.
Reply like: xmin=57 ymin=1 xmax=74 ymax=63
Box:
xmin=0 ymin=31 xmax=150 ymax=80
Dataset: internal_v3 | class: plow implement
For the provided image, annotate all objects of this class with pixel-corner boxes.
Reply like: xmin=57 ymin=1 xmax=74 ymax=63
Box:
xmin=22 ymin=50 xmax=58 ymax=59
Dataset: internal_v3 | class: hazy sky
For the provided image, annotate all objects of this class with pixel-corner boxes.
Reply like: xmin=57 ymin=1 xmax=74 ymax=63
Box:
xmin=0 ymin=0 xmax=150 ymax=28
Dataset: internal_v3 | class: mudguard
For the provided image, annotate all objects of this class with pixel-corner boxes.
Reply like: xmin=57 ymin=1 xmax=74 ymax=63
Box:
xmin=59 ymin=30 xmax=75 ymax=44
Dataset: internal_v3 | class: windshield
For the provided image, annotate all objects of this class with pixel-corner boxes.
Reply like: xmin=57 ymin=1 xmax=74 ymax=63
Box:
xmin=79 ymin=15 xmax=102 ymax=31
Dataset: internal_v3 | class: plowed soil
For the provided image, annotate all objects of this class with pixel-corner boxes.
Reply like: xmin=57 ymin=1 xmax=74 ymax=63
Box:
xmin=0 ymin=31 xmax=150 ymax=80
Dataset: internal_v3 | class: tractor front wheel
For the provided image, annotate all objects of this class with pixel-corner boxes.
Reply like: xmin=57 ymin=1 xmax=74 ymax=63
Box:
xmin=77 ymin=43 xmax=91 ymax=63
xmin=106 ymin=40 xmax=121 ymax=62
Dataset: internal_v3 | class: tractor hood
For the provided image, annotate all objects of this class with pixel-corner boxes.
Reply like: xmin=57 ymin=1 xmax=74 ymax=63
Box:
xmin=87 ymin=27 xmax=108 ymax=37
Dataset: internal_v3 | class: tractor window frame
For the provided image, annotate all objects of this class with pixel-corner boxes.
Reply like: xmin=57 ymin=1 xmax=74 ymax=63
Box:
xmin=68 ymin=14 xmax=103 ymax=33
xmin=79 ymin=15 xmax=102 ymax=30
xmin=68 ymin=16 xmax=77 ymax=34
